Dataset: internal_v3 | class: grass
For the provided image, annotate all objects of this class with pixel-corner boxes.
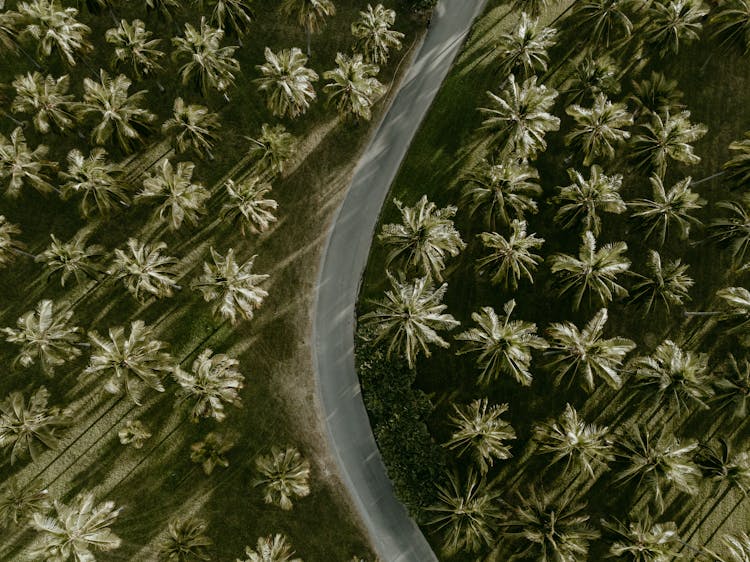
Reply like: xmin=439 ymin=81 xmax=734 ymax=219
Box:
xmin=0 ymin=1 xmax=423 ymax=559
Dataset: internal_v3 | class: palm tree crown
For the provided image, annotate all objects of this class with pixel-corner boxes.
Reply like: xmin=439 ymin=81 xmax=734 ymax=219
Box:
xmin=194 ymin=0 xmax=255 ymax=37
xmin=323 ymin=52 xmax=385 ymax=121
xmin=0 ymin=126 xmax=55 ymax=197
xmin=36 ymin=231 xmax=104 ymax=286
xmin=712 ymin=354 xmax=750 ymax=419
xmin=629 ymin=250 xmax=693 ymax=315
xmin=174 ymin=348 xmax=244 ymax=422
xmin=708 ymin=194 xmax=750 ymax=268
xmin=222 ymin=176 xmax=278 ymax=235
xmin=565 ymin=94 xmax=633 ymax=166
xmin=137 ymin=159 xmax=210 ymax=230
xmin=351 ymin=3 xmax=404 ymax=65
xmin=476 ymin=219 xmax=544 ymax=290
xmin=110 ymin=238 xmax=180 ymax=301
xmin=190 ymin=432 xmax=233 ymax=475
xmin=603 ymin=514 xmax=681 ymax=562
xmin=711 ymin=0 xmax=750 ymax=54
xmin=0 ymin=480 xmax=50 ymax=529
xmin=496 ymin=12 xmax=557 ymax=78
xmin=255 ymin=47 xmax=319 ymax=118
xmin=59 ymin=148 xmax=128 ymax=218
xmin=723 ymin=131 xmax=750 ymax=190
xmin=254 ymin=446 xmax=311 ymax=510
xmin=158 ymin=517 xmax=213 ymax=561
xmin=162 ymin=97 xmax=221 ymax=159
xmin=11 ymin=72 xmax=78 ymax=134
xmin=280 ymin=0 xmax=336 ymax=55
xmin=105 ymin=19 xmax=164 ymax=79
xmin=245 ymin=123 xmax=297 ymax=178
xmin=553 ymin=165 xmax=626 ymax=235
xmin=645 ymin=0 xmax=709 ymax=57
xmin=0 ymin=216 xmax=23 ymax=268
xmin=18 ymin=0 xmax=92 ymax=66
xmin=238 ymin=534 xmax=302 ymax=562
xmin=569 ymin=0 xmax=637 ymax=47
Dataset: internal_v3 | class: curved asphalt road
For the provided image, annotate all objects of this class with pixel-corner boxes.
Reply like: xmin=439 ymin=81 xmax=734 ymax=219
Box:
xmin=312 ymin=1 xmax=488 ymax=561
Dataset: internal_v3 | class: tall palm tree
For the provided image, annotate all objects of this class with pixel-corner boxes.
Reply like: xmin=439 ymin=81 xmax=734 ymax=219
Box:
xmin=2 ymin=299 xmax=83 ymax=374
xmin=602 ymin=513 xmax=681 ymax=561
xmin=137 ymin=159 xmax=210 ymax=230
xmin=360 ymin=274 xmax=459 ymax=368
xmin=495 ymin=12 xmax=557 ymax=78
xmin=712 ymin=354 xmax=750 ymax=419
xmin=11 ymin=72 xmax=78 ymax=134
xmin=245 ymin=123 xmax=297 ymax=178
xmin=546 ymin=308 xmax=636 ymax=391
xmin=162 ymin=98 xmax=221 ymax=159
xmin=351 ymin=3 xmax=404 ymax=65
xmin=193 ymin=0 xmax=255 ymax=37
xmin=255 ymin=47 xmax=319 ymax=118
xmin=723 ymin=132 xmax=750 ymax=190
xmin=30 ymin=493 xmax=121 ymax=561
xmin=158 ymin=517 xmax=212 ymax=561
xmin=221 ymin=176 xmax=278 ymax=235
xmin=0 ymin=126 xmax=55 ymax=197
xmin=565 ymin=94 xmax=633 ymax=166
xmin=172 ymin=18 xmax=240 ymax=96
xmin=36 ymin=231 xmax=104 ymax=286
xmin=568 ymin=0 xmax=637 ymax=47
xmin=456 ymin=300 xmax=548 ymax=386
xmin=0 ymin=216 xmax=23 ymax=268
xmin=553 ymin=165 xmax=627 ymax=235
xmin=190 ymin=432 xmax=233 ymax=475
xmin=711 ymin=0 xmax=750 ymax=54
xmin=238 ymin=534 xmax=302 ymax=562
xmin=81 ymin=70 xmax=156 ymax=153
xmin=254 ymin=446 xmax=311 ymax=510
xmin=548 ymin=231 xmax=631 ymax=310
xmin=0 ymin=480 xmax=50 ymax=529
xmin=645 ymin=0 xmax=709 ymax=57
xmin=445 ymin=399 xmax=516 ymax=474
xmin=476 ymin=219 xmax=544 ymax=290
xmin=708 ymin=194 xmax=750 ymax=268
xmin=480 ymin=74 xmax=560 ymax=159
xmin=280 ymin=0 xmax=336 ymax=56
xmin=18 ymin=0 xmax=92 ymax=66
xmin=323 ymin=52 xmax=386 ymax=121
xmin=117 ymin=419 xmax=151 ymax=448
xmin=629 ymin=175 xmax=705 ymax=246
xmin=564 ymin=55 xmax=621 ymax=106
xmin=628 ymin=71 xmax=685 ymax=119
xmin=378 ymin=195 xmax=465 ymax=282
xmin=629 ymin=250 xmax=693 ymax=315
xmin=105 ymin=19 xmax=164 ymax=80
xmin=84 ymin=320 xmax=174 ymax=405
xmin=696 ymin=439 xmax=750 ymax=493
xmin=174 ymin=348 xmax=244 ymax=422
xmin=192 ymin=248 xmax=270 ymax=324
xmin=111 ymin=238 xmax=180 ymax=301
xmin=60 ymin=148 xmax=128 ymax=218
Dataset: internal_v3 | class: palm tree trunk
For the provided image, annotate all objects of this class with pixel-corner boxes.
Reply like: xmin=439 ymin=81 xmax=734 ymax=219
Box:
xmin=306 ymin=26 xmax=312 ymax=58
xmin=11 ymin=246 xmax=36 ymax=259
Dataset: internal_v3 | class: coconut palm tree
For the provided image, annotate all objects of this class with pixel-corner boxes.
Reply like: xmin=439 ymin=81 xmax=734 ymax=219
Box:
xmin=565 ymin=94 xmax=633 ymax=166
xmin=0 ymin=386 xmax=69 ymax=464
xmin=192 ymin=248 xmax=270 ymax=324
xmin=645 ymin=0 xmax=709 ymax=57
xmin=280 ymin=0 xmax=336 ymax=56
xmin=602 ymin=514 xmax=681 ymax=561
xmin=172 ymin=18 xmax=240 ymax=96
xmin=628 ymin=71 xmax=685 ymax=119
xmin=351 ymin=3 xmax=403 ymax=65
xmin=0 ymin=216 xmax=24 ymax=268
xmin=245 ymin=123 xmax=297 ymax=178
xmin=323 ymin=52 xmax=386 ymax=121
xmin=445 ymin=399 xmax=516 ymax=474
xmin=238 ymin=534 xmax=302 ymax=562
xmin=105 ymin=19 xmax=164 ymax=80
xmin=723 ymin=132 xmax=750 ymax=190
xmin=162 ymin=98 xmax=221 ymax=159
xmin=18 ymin=0 xmax=92 ymax=66
xmin=711 ymin=0 xmax=750 ymax=54
xmin=696 ymin=439 xmax=750 ymax=493
xmin=36 ymin=231 xmax=104 ymax=286
xmin=511 ymin=0 xmax=560 ymax=17
xmin=117 ymin=419 xmax=151 ymax=448
xmin=174 ymin=349 xmax=244 ymax=422
xmin=2 ymin=299 xmax=83 ymax=374
xmin=81 ymin=70 xmax=156 ymax=153
xmin=255 ymin=47 xmax=319 ymax=118
xmin=456 ymin=300 xmax=547 ymax=386
xmin=254 ymin=446 xmax=311 ymax=510
xmin=194 ymin=0 xmax=254 ymax=37
xmin=717 ymin=286 xmax=750 ymax=336
xmin=59 ymin=148 xmax=128 ymax=218
xmin=549 ymin=231 xmax=631 ymax=310
xmin=146 ymin=0 xmax=182 ymax=19
xmin=11 ymin=72 xmax=78 ymax=134
xmin=221 ymin=177 xmax=278 ymax=236
xmin=0 ymin=9 xmax=22 ymax=55
xmin=360 ymin=274 xmax=459 ymax=368
xmin=534 ymin=403 xmax=614 ymax=477
xmin=480 ymin=74 xmax=560 ymax=159
xmin=158 ymin=517 xmax=212 ymax=561
xmin=568 ymin=0 xmax=637 ymax=47
xmin=709 ymin=195 xmax=750 ymax=268
xmin=0 ymin=480 xmax=50 ymax=529
xmin=629 ymin=250 xmax=693 ymax=315
xmin=426 ymin=469 xmax=502 ymax=557
xmin=629 ymin=175 xmax=705 ymax=246
xmin=190 ymin=432 xmax=233 ymax=475
xmin=546 ymin=308 xmax=636 ymax=391
xmin=30 ymin=493 xmax=121 ymax=561
xmin=110 ymin=238 xmax=180 ymax=301
xmin=715 ymin=533 xmax=750 ymax=562
xmin=712 ymin=354 xmax=750 ymax=419
xmin=84 ymin=320 xmax=174 ymax=405
xmin=0 ymin=126 xmax=55 ymax=197
xmin=553 ymin=165 xmax=627 ymax=235
xmin=476 ymin=219 xmax=544 ymax=290
xmin=564 ymin=55 xmax=621 ymax=106
xmin=495 ymin=12 xmax=556 ymax=78
xmin=137 ymin=159 xmax=210 ymax=230
xmin=378 ymin=195 xmax=465 ymax=282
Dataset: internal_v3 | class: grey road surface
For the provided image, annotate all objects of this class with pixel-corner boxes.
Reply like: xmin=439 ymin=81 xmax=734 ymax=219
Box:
xmin=312 ymin=1 xmax=488 ymax=561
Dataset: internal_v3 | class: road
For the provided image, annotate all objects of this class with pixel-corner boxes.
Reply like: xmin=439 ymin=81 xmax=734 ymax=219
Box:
xmin=312 ymin=1 xmax=488 ymax=561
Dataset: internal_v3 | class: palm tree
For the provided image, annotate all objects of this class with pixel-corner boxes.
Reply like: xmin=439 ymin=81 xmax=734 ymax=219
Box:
xmin=565 ymin=94 xmax=633 ymax=166
xmin=546 ymin=308 xmax=636 ymax=391
xmin=18 ymin=0 xmax=92 ymax=66
xmin=137 ymin=159 xmax=210 ymax=230
xmin=280 ymin=0 xmax=336 ymax=56
xmin=36 ymin=231 xmax=104 ymax=286
xmin=495 ymin=12 xmax=556 ymax=78
xmin=480 ymin=74 xmax=560 ymax=159
xmin=630 ymin=176 xmax=705 ymax=246
xmin=174 ymin=349 xmax=244 ymax=422
xmin=476 ymin=219 xmax=544 ymax=290
xmin=0 ymin=216 xmax=24 ymax=268
xmin=81 ymin=70 xmax=156 ymax=153
xmin=2 ymin=299 xmax=83 ymax=374
xmin=696 ymin=439 xmax=750 ymax=493
xmin=711 ymin=0 xmax=750 ymax=54
xmin=456 ymin=300 xmax=547 ymax=386
xmin=60 ymin=148 xmax=128 ymax=218
xmin=378 ymin=195 xmax=465 ymax=281
xmin=238 ymin=534 xmax=302 ymax=562
xmin=117 ymin=419 xmax=151 ymax=448
xmin=534 ymin=403 xmax=614 ymax=477
xmin=602 ymin=514 xmax=681 ymax=561
xmin=0 ymin=386 xmax=69 ymax=464
xmin=359 ymin=274 xmax=459 ymax=368
xmin=445 ymin=399 xmax=516 ymax=474
xmin=629 ymin=250 xmax=693 ymax=315
xmin=629 ymin=110 xmax=707 ymax=177
xmin=568 ymin=0 xmax=637 ymax=47
xmin=511 ymin=0 xmax=560 ymax=17
xmin=548 ymin=231 xmax=631 ymax=310
xmin=194 ymin=0 xmax=255 ymax=37
xmin=254 ymin=446 xmax=311 ymax=510
xmin=553 ymin=165 xmax=627 ymax=235
xmin=146 ymin=0 xmax=182 ymax=19
xmin=717 ymin=286 xmax=750 ymax=335
xmin=0 ymin=126 xmax=55 ymax=197
xmin=245 ymin=123 xmax=297 ymax=178
xmin=645 ymin=0 xmax=709 ymax=57
xmin=105 ymin=19 xmax=164 ymax=80
xmin=323 ymin=52 xmax=386 ymax=121
xmin=84 ymin=320 xmax=174 ymax=405
xmin=192 ymin=248 xmax=270 ymax=324
xmin=110 ymin=238 xmax=180 ymax=301
xmin=723 ymin=132 xmax=750 ymax=190
xmin=162 ymin=98 xmax=221 ymax=160
xmin=0 ymin=9 xmax=22 ymax=55
xmin=715 ymin=533 xmax=750 ymax=562
xmin=30 ymin=493 xmax=121 ymax=561
xmin=255 ymin=47 xmax=319 ymax=118
xmin=0 ymin=480 xmax=50 ymax=529
xmin=712 ymin=354 xmax=750 ymax=419
xmin=628 ymin=71 xmax=685 ymax=119
xmin=11 ymin=72 xmax=78 ymax=134
xmin=564 ymin=55 xmax=621 ymax=106
xmin=221 ymin=176 xmax=278 ymax=236
xmin=158 ymin=517 xmax=212 ymax=561
xmin=426 ymin=470 xmax=502 ymax=557
xmin=190 ymin=432 xmax=233 ymax=475
xmin=709 ymin=195 xmax=750 ymax=268
xmin=172 ymin=18 xmax=240 ymax=96
xmin=351 ymin=3 xmax=404 ymax=65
